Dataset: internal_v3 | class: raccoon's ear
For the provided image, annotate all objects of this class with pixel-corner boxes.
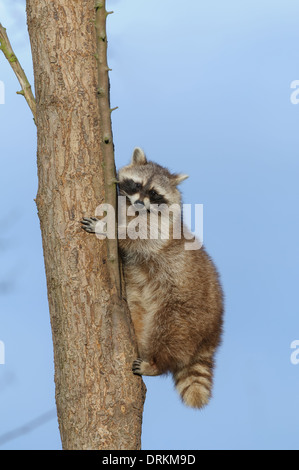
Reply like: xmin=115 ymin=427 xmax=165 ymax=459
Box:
xmin=172 ymin=173 xmax=189 ymax=185
xmin=131 ymin=147 xmax=147 ymax=166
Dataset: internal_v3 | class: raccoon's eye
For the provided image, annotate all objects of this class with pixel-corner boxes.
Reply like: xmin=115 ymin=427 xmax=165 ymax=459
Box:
xmin=149 ymin=189 xmax=168 ymax=205
xmin=119 ymin=179 xmax=142 ymax=195
xmin=149 ymin=189 xmax=158 ymax=198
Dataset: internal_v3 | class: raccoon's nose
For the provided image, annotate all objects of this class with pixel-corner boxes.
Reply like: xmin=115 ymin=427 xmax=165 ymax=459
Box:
xmin=134 ymin=199 xmax=145 ymax=207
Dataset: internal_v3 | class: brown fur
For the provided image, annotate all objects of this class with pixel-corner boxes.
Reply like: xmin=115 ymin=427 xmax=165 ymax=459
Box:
xmin=118 ymin=149 xmax=224 ymax=409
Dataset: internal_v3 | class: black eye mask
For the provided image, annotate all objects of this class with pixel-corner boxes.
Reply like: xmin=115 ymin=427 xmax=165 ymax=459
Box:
xmin=148 ymin=190 xmax=168 ymax=205
xmin=119 ymin=179 xmax=142 ymax=195
xmin=119 ymin=179 xmax=169 ymax=205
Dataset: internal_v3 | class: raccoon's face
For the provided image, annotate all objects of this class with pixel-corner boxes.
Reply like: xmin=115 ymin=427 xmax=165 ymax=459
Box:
xmin=118 ymin=148 xmax=188 ymax=211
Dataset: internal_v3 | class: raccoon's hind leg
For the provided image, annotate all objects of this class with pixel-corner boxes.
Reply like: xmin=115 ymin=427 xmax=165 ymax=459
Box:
xmin=173 ymin=353 xmax=215 ymax=409
xmin=132 ymin=358 xmax=160 ymax=376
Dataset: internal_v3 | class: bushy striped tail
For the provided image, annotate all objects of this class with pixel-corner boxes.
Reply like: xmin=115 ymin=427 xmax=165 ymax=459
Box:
xmin=173 ymin=358 xmax=214 ymax=409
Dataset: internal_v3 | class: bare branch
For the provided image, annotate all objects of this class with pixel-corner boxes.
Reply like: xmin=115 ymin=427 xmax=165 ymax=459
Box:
xmin=95 ymin=1 xmax=121 ymax=297
xmin=0 ymin=23 xmax=36 ymax=122
xmin=0 ymin=409 xmax=56 ymax=447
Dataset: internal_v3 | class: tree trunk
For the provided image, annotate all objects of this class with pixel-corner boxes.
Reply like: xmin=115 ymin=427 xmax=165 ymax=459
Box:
xmin=26 ymin=0 xmax=146 ymax=450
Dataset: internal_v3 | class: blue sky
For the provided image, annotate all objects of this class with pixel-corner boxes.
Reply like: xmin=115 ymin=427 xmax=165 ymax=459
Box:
xmin=0 ymin=0 xmax=299 ymax=450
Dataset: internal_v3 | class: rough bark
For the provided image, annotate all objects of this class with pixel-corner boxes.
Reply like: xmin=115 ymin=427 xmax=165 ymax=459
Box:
xmin=26 ymin=0 xmax=146 ymax=450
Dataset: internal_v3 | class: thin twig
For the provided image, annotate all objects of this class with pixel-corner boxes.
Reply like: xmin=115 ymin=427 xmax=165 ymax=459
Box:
xmin=0 ymin=23 xmax=36 ymax=122
xmin=0 ymin=409 xmax=57 ymax=447
xmin=95 ymin=1 xmax=121 ymax=298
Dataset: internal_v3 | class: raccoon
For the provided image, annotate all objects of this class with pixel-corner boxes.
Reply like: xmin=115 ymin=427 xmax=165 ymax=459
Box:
xmin=82 ymin=148 xmax=224 ymax=409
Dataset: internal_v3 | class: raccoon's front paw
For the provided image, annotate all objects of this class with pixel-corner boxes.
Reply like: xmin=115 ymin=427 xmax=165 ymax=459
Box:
xmin=81 ymin=217 xmax=100 ymax=234
xmin=132 ymin=358 xmax=160 ymax=377
xmin=132 ymin=358 xmax=143 ymax=376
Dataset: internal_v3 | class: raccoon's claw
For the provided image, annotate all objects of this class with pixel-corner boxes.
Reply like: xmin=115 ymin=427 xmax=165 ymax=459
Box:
xmin=132 ymin=358 xmax=160 ymax=376
xmin=132 ymin=358 xmax=143 ymax=376
xmin=81 ymin=217 xmax=99 ymax=234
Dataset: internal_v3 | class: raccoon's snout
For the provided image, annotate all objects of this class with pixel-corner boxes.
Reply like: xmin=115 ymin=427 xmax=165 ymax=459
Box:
xmin=133 ymin=199 xmax=151 ymax=213
xmin=134 ymin=199 xmax=145 ymax=207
